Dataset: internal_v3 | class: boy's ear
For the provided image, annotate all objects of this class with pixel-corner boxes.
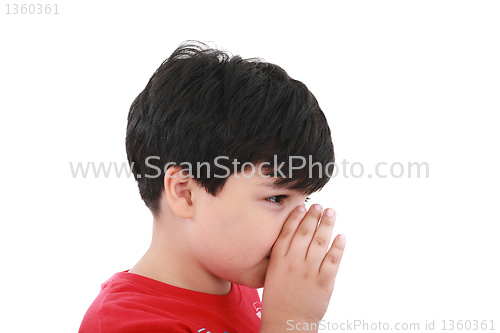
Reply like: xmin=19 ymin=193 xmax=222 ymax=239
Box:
xmin=164 ymin=167 xmax=194 ymax=219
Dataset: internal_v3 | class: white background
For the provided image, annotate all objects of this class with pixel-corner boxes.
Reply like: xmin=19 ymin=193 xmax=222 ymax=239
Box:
xmin=1 ymin=1 xmax=499 ymax=332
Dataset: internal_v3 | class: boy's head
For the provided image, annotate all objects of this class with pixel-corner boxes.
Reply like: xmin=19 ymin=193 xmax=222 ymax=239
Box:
xmin=126 ymin=41 xmax=335 ymax=218
xmin=126 ymin=41 xmax=335 ymax=289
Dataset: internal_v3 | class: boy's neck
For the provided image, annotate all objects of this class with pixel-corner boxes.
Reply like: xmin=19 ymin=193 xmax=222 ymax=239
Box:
xmin=128 ymin=218 xmax=232 ymax=296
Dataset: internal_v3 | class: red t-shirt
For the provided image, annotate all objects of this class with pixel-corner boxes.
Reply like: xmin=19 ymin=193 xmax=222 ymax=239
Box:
xmin=79 ymin=271 xmax=262 ymax=333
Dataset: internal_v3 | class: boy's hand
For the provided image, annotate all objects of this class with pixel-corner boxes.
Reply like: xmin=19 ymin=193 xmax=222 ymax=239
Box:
xmin=260 ymin=205 xmax=346 ymax=332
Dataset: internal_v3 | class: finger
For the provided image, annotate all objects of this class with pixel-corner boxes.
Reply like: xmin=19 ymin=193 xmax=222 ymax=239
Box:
xmin=286 ymin=204 xmax=323 ymax=258
xmin=319 ymin=234 xmax=346 ymax=288
xmin=271 ymin=206 xmax=307 ymax=257
xmin=306 ymin=208 xmax=336 ymax=264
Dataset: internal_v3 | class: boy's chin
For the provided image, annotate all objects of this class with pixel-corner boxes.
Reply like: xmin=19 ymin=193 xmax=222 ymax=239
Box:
xmin=224 ymin=261 xmax=269 ymax=289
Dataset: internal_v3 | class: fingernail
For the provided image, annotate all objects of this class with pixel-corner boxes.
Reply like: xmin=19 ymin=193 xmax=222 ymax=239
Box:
xmin=313 ymin=204 xmax=322 ymax=211
xmin=338 ymin=234 xmax=346 ymax=242
xmin=298 ymin=206 xmax=306 ymax=212
xmin=325 ymin=209 xmax=335 ymax=217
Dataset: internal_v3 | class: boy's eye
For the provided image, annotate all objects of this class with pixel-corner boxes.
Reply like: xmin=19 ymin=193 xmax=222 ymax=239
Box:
xmin=305 ymin=196 xmax=311 ymax=203
xmin=265 ymin=195 xmax=288 ymax=205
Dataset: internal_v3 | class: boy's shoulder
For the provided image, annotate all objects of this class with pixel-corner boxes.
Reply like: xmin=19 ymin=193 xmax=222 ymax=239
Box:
xmin=79 ymin=271 xmax=261 ymax=333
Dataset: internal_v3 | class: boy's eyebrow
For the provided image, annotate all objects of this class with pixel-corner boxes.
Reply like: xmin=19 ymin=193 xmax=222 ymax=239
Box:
xmin=257 ymin=180 xmax=290 ymax=191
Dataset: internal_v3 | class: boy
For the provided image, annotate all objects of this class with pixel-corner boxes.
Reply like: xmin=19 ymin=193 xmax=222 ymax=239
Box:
xmin=79 ymin=41 xmax=346 ymax=332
